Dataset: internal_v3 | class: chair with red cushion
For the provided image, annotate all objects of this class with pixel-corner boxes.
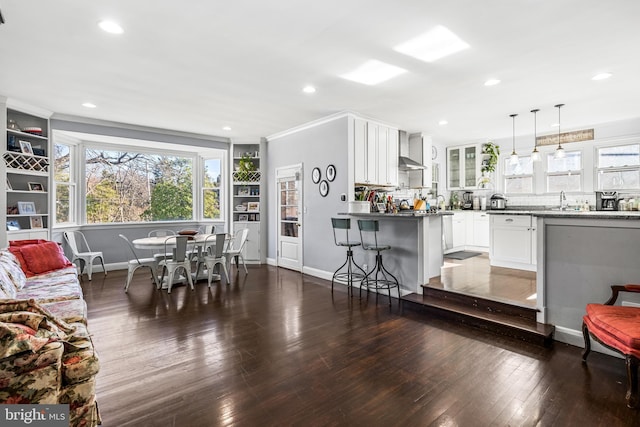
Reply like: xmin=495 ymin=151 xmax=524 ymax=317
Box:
xmin=582 ymin=284 xmax=640 ymax=408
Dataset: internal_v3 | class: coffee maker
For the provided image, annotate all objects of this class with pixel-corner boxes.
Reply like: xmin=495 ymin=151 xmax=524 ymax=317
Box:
xmin=462 ymin=191 xmax=473 ymax=209
xmin=596 ymin=191 xmax=618 ymax=211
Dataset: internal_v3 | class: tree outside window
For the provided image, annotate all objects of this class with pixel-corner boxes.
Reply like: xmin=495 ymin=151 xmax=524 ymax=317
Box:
xmin=54 ymin=143 xmax=74 ymax=224
xmin=85 ymin=148 xmax=193 ymax=223
xmin=203 ymin=158 xmax=221 ymax=219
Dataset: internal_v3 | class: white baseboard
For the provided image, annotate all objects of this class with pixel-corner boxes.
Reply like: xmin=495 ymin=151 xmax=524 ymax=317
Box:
xmin=554 ymin=325 xmax=621 ymax=359
xmin=266 ymin=257 xmax=276 ymax=266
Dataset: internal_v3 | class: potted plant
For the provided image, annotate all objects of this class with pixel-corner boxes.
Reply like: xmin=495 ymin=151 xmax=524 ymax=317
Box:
xmin=481 ymin=142 xmax=500 ymax=174
xmin=235 ymin=154 xmax=256 ymax=182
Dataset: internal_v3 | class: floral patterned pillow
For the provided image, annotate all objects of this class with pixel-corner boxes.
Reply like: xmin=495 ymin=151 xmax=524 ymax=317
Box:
xmin=0 ymin=251 xmax=27 ymax=289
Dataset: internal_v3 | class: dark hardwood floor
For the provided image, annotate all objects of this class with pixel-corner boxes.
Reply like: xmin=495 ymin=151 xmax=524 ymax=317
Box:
xmin=81 ymin=266 xmax=640 ymax=426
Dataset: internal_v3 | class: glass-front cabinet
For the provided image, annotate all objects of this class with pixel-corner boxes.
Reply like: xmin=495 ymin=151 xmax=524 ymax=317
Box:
xmin=447 ymin=144 xmax=479 ymax=190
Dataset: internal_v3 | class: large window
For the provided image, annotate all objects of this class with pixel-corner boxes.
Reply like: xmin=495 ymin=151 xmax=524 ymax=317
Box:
xmin=504 ymin=155 xmax=533 ymax=194
xmin=54 ymin=143 xmax=75 ymax=224
xmin=596 ymin=143 xmax=640 ymax=190
xmin=202 ymin=158 xmax=222 ymax=219
xmin=547 ymin=151 xmax=582 ymax=192
xmin=84 ymin=148 xmax=193 ymax=223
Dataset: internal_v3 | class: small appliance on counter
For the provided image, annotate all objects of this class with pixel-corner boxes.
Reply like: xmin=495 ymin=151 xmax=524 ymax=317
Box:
xmin=462 ymin=191 xmax=474 ymax=209
xmin=595 ymin=191 xmax=618 ymax=211
xmin=490 ymin=193 xmax=507 ymax=210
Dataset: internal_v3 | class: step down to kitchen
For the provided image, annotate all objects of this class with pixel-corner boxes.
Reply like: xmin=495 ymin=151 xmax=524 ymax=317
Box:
xmin=402 ymin=286 xmax=555 ymax=347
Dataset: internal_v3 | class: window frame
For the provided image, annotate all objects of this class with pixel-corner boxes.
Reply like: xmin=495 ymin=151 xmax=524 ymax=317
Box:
xmin=503 ymin=154 xmax=534 ymax=195
xmin=545 ymin=149 xmax=583 ymax=193
xmin=595 ymin=142 xmax=640 ymax=191
xmin=200 ymin=155 xmax=225 ymax=221
xmin=53 ymin=142 xmax=77 ymax=225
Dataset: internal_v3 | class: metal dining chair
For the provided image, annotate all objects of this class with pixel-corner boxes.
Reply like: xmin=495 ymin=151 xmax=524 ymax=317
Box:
xmin=148 ymin=229 xmax=176 ymax=264
xmin=201 ymin=233 xmax=229 ymax=286
xmin=119 ymin=234 xmax=160 ymax=292
xmin=158 ymin=235 xmax=194 ymax=293
xmin=224 ymin=228 xmax=249 ymax=274
xmin=63 ymin=230 xmax=106 ymax=280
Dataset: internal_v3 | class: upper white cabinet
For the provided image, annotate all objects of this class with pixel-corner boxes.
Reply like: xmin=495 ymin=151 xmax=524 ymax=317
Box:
xmin=354 ymin=118 xmax=399 ymax=187
xmin=447 ymin=144 xmax=480 ymax=190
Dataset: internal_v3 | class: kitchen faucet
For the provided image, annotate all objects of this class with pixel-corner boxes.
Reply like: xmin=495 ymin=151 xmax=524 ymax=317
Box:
xmin=560 ymin=190 xmax=568 ymax=210
xmin=436 ymin=194 xmax=446 ymax=210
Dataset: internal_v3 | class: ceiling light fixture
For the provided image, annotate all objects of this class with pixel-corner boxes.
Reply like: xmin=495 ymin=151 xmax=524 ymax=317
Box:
xmin=340 ymin=60 xmax=407 ymax=86
xmin=222 ymin=126 xmax=232 ymax=131
xmin=592 ymin=72 xmax=612 ymax=81
xmin=438 ymin=120 xmax=448 ymax=126
xmin=509 ymin=114 xmax=519 ymax=165
xmin=554 ymin=104 xmax=565 ymax=159
xmin=484 ymin=79 xmax=501 ymax=86
xmin=302 ymin=85 xmax=316 ymax=94
xmin=393 ymin=25 xmax=470 ymax=63
xmin=82 ymin=102 xmax=97 ymax=109
xmin=530 ymin=109 xmax=541 ymax=162
xmin=99 ymin=20 xmax=124 ymax=34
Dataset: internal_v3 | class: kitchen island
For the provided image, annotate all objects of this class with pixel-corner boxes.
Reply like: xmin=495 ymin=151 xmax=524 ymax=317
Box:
xmin=338 ymin=211 xmax=450 ymax=295
xmin=490 ymin=209 xmax=640 ymax=350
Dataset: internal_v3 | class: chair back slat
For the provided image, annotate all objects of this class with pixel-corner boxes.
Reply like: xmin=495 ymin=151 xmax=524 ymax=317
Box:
xmin=119 ymin=234 xmax=142 ymax=264
xmin=357 ymin=219 xmax=380 ymax=249
xmin=148 ymin=229 xmax=176 ymax=237
xmin=64 ymin=231 xmax=91 ymax=255
xmin=331 ymin=218 xmax=353 ymax=246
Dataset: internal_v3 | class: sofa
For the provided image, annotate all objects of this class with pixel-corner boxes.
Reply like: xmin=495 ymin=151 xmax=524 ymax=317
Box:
xmin=0 ymin=239 xmax=100 ymax=427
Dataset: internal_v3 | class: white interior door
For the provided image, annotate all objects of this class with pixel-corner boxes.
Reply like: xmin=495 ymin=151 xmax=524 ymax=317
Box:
xmin=276 ymin=165 xmax=302 ymax=271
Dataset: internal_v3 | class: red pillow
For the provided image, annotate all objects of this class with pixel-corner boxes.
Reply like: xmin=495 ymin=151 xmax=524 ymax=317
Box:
xmin=7 ymin=246 xmax=34 ymax=277
xmin=10 ymin=239 xmax=48 ymax=247
xmin=18 ymin=242 xmax=73 ymax=275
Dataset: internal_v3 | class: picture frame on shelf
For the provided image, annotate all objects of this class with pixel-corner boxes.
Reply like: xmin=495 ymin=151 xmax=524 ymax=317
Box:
xmin=247 ymin=201 xmax=260 ymax=212
xmin=238 ymin=187 xmax=250 ymax=196
xmin=28 ymin=182 xmax=45 ymax=192
xmin=17 ymin=201 xmax=36 ymax=215
xmin=248 ymin=214 xmax=256 ymax=221
xmin=238 ymin=214 xmax=249 ymax=221
xmin=376 ymin=203 xmax=386 ymax=213
xmin=19 ymin=140 xmax=34 ymax=155
xmin=30 ymin=216 xmax=43 ymax=229
xmin=6 ymin=220 xmax=20 ymax=231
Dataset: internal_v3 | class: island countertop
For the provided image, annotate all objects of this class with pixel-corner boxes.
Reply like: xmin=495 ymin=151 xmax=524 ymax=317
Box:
xmin=486 ymin=209 xmax=640 ymax=219
xmin=338 ymin=211 xmax=453 ymax=218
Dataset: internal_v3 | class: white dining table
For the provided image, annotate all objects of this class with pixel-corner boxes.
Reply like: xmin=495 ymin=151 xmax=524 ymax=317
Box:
xmin=132 ymin=234 xmax=222 ymax=284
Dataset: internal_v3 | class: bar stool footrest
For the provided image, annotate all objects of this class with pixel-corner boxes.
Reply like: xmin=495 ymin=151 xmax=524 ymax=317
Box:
xmin=334 ymin=272 xmax=365 ymax=283
xmin=363 ymin=278 xmax=399 ymax=290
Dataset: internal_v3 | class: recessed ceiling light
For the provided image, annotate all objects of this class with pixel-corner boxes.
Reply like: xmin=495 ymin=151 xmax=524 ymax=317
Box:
xmin=484 ymin=79 xmax=501 ymax=86
xmin=82 ymin=102 xmax=97 ymax=109
xmin=551 ymin=123 xmax=560 ymax=128
xmin=302 ymin=85 xmax=316 ymax=94
xmin=99 ymin=20 xmax=124 ymax=34
xmin=222 ymin=126 xmax=232 ymax=131
xmin=438 ymin=120 xmax=448 ymax=126
xmin=340 ymin=60 xmax=407 ymax=86
xmin=592 ymin=72 xmax=612 ymax=81
xmin=394 ymin=25 xmax=470 ymax=63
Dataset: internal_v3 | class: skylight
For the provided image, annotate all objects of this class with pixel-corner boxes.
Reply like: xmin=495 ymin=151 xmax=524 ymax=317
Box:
xmin=394 ymin=25 xmax=469 ymax=63
xmin=340 ymin=60 xmax=407 ymax=86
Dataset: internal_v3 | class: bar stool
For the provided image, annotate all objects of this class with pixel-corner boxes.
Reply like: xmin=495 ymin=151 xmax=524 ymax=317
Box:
xmin=357 ymin=219 xmax=400 ymax=306
xmin=331 ymin=218 xmax=366 ymax=297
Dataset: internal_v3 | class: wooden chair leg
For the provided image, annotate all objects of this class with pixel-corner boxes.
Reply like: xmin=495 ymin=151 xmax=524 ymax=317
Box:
xmin=582 ymin=322 xmax=592 ymax=362
xmin=625 ymin=355 xmax=639 ymax=408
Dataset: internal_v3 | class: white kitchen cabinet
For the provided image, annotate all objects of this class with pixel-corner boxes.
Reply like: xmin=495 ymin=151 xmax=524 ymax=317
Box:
xmin=234 ymin=222 xmax=261 ymax=262
xmin=472 ymin=211 xmax=490 ymax=248
xmin=353 ymin=119 xmax=398 ymax=186
xmin=447 ymin=144 xmax=480 ymax=190
xmin=489 ymin=214 xmax=536 ymax=271
xmin=451 ymin=212 xmax=466 ymax=250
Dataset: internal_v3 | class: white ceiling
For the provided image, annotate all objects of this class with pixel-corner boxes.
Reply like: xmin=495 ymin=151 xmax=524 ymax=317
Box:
xmin=1 ymin=0 xmax=640 ymax=145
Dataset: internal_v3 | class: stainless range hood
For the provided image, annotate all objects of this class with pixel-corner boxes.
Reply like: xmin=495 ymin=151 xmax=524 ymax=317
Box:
xmin=398 ymin=131 xmax=426 ymax=171
xmin=398 ymin=155 xmax=426 ymax=170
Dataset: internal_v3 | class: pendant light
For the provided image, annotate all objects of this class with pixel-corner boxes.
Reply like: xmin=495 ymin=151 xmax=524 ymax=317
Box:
xmin=509 ymin=113 xmax=519 ymax=165
xmin=531 ymin=109 xmax=541 ymax=162
xmin=554 ymin=103 xmax=565 ymax=159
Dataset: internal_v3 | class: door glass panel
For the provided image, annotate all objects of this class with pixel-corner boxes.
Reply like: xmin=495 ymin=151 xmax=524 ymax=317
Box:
xmin=279 ymin=178 xmax=299 ymax=237
xmin=449 ymin=148 xmax=460 ymax=188
xmin=464 ymin=146 xmax=477 ymax=187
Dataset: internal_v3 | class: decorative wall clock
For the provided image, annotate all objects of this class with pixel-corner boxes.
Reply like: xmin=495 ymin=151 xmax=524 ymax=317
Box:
xmin=319 ymin=180 xmax=329 ymax=197
xmin=326 ymin=164 xmax=336 ymax=182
